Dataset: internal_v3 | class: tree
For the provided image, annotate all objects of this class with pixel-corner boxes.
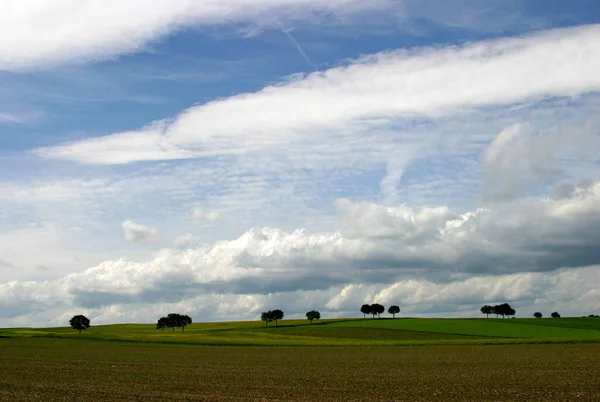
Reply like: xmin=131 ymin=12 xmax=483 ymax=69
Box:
xmin=167 ymin=313 xmax=179 ymax=332
xmin=507 ymin=307 xmax=516 ymax=319
xmin=480 ymin=305 xmax=493 ymax=318
xmin=492 ymin=303 xmax=513 ymax=318
xmin=371 ymin=303 xmax=385 ymax=319
xmin=306 ymin=310 xmax=321 ymax=323
xmin=388 ymin=305 xmax=400 ymax=318
xmin=533 ymin=312 xmax=543 ymax=319
xmin=261 ymin=311 xmax=274 ymax=327
xmin=69 ymin=315 xmax=91 ymax=335
xmin=179 ymin=314 xmax=192 ymax=332
xmin=551 ymin=311 xmax=561 ymax=319
xmin=156 ymin=316 xmax=169 ymax=331
xmin=360 ymin=304 xmax=372 ymax=319
xmin=271 ymin=309 xmax=284 ymax=326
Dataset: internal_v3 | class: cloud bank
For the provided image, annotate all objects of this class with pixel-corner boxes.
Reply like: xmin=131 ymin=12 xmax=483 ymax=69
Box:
xmin=1 ymin=180 xmax=599 ymax=324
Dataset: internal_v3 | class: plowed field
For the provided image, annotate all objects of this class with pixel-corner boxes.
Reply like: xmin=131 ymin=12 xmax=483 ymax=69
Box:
xmin=1 ymin=338 xmax=599 ymax=401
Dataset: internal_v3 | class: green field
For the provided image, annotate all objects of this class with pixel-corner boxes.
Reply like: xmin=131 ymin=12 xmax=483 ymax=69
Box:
xmin=2 ymin=317 xmax=599 ymax=346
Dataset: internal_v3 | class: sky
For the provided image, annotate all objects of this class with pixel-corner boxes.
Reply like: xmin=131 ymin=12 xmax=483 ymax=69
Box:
xmin=1 ymin=0 xmax=600 ymax=327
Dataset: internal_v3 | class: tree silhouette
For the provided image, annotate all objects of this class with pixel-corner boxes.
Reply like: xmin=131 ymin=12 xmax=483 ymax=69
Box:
xmin=156 ymin=316 xmax=169 ymax=331
xmin=551 ymin=311 xmax=561 ymax=318
xmin=261 ymin=311 xmax=274 ymax=327
xmin=162 ymin=313 xmax=192 ymax=332
xmin=491 ymin=303 xmax=513 ymax=318
xmin=480 ymin=305 xmax=492 ymax=318
xmin=306 ymin=310 xmax=321 ymax=323
xmin=360 ymin=304 xmax=371 ymax=319
xmin=271 ymin=309 xmax=284 ymax=326
xmin=69 ymin=315 xmax=90 ymax=334
xmin=179 ymin=314 xmax=192 ymax=331
xmin=371 ymin=303 xmax=385 ymax=319
xmin=388 ymin=305 xmax=400 ymax=318
xmin=533 ymin=312 xmax=542 ymax=319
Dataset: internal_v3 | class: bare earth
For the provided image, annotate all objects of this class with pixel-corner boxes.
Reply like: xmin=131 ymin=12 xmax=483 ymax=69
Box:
xmin=1 ymin=338 xmax=599 ymax=401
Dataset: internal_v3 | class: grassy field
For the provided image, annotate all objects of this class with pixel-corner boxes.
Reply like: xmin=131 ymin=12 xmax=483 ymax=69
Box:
xmin=2 ymin=317 xmax=599 ymax=346
xmin=1 ymin=337 xmax=599 ymax=401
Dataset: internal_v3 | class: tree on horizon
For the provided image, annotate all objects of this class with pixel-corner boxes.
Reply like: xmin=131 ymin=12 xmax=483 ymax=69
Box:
xmin=551 ymin=311 xmax=561 ymax=318
xmin=371 ymin=303 xmax=385 ymax=319
xmin=480 ymin=305 xmax=492 ymax=318
xmin=533 ymin=312 xmax=542 ymax=319
xmin=360 ymin=304 xmax=371 ymax=319
xmin=261 ymin=311 xmax=274 ymax=327
xmin=306 ymin=310 xmax=321 ymax=323
xmin=69 ymin=315 xmax=91 ymax=335
xmin=388 ymin=305 xmax=400 ymax=318
xmin=271 ymin=309 xmax=284 ymax=326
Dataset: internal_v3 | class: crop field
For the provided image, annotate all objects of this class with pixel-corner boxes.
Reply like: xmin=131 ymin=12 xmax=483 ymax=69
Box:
xmin=1 ymin=337 xmax=599 ymax=401
xmin=2 ymin=317 xmax=599 ymax=346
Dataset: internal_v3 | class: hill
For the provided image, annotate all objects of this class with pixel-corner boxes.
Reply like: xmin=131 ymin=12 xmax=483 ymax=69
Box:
xmin=1 ymin=317 xmax=599 ymax=347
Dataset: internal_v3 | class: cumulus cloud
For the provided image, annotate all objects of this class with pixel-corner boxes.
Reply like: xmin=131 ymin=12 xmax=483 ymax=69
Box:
xmin=191 ymin=207 xmax=219 ymax=222
xmin=0 ymin=0 xmax=392 ymax=71
xmin=1 ymin=179 xmax=599 ymax=324
xmin=122 ymin=220 xmax=157 ymax=242
xmin=33 ymin=24 xmax=600 ymax=165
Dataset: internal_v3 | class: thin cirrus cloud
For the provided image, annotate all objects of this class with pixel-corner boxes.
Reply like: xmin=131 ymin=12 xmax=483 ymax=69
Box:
xmin=32 ymin=24 xmax=600 ymax=165
xmin=0 ymin=0 xmax=392 ymax=72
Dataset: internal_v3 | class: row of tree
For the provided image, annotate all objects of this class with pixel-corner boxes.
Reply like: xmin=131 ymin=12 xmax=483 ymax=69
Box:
xmin=534 ymin=312 xmax=561 ymax=319
xmin=261 ymin=309 xmax=284 ymax=327
xmin=480 ymin=303 xmax=516 ymax=318
xmin=360 ymin=304 xmax=401 ymax=319
xmin=156 ymin=313 xmax=192 ymax=332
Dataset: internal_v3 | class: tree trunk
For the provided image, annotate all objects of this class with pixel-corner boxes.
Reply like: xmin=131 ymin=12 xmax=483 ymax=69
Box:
xmin=172 ymin=327 xmax=175 ymax=332
xmin=392 ymin=313 xmax=395 ymax=318
xmin=78 ymin=329 xmax=81 ymax=335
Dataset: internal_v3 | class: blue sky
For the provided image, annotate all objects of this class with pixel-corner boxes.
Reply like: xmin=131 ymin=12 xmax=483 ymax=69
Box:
xmin=1 ymin=1 xmax=600 ymax=327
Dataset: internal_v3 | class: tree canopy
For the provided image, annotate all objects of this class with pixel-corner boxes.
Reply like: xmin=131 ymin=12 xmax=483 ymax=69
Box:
xmin=480 ymin=305 xmax=493 ymax=318
xmin=261 ymin=310 xmax=285 ymax=327
xmin=306 ymin=310 xmax=321 ymax=323
xmin=533 ymin=312 xmax=543 ymax=319
xmin=271 ymin=309 xmax=284 ymax=326
xmin=551 ymin=311 xmax=561 ymax=318
xmin=360 ymin=304 xmax=371 ymax=319
xmin=370 ymin=303 xmax=385 ymax=319
xmin=69 ymin=315 xmax=91 ymax=334
xmin=157 ymin=313 xmax=192 ymax=332
xmin=388 ymin=305 xmax=400 ymax=318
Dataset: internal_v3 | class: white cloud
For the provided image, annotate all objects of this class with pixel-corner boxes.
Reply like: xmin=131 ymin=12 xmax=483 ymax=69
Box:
xmin=1 ymin=179 xmax=599 ymax=325
xmin=191 ymin=207 xmax=219 ymax=222
xmin=482 ymin=122 xmax=600 ymax=201
xmin=33 ymin=24 xmax=600 ymax=165
xmin=174 ymin=234 xmax=202 ymax=249
xmin=0 ymin=0 xmax=392 ymax=71
xmin=122 ymin=220 xmax=157 ymax=242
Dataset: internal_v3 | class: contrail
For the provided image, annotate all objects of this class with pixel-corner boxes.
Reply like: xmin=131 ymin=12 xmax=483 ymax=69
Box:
xmin=277 ymin=21 xmax=318 ymax=71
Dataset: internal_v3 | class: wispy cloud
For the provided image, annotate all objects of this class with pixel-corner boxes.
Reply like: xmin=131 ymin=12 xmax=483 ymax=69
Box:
xmin=0 ymin=0 xmax=393 ymax=71
xmin=277 ymin=22 xmax=318 ymax=70
xmin=33 ymin=24 xmax=600 ymax=165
